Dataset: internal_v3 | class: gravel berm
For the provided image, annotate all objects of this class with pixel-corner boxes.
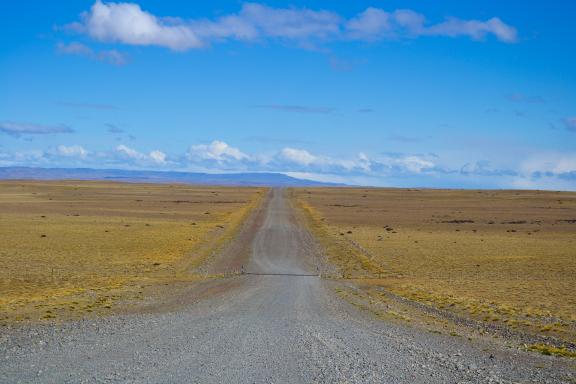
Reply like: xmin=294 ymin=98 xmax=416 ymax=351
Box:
xmin=1 ymin=189 xmax=573 ymax=383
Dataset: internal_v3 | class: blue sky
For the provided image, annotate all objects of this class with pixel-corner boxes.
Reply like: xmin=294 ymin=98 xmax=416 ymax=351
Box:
xmin=1 ymin=1 xmax=575 ymax=189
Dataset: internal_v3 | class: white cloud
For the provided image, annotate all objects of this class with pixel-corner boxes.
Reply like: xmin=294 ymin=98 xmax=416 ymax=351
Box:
xmin=392 ymin=9 xmax=426 ymax=33
xmin=13 ymin=150 xmax=47 ymax=163
xmin=57 ymin=145 xmax=88 ymax=159
xmin=277 ymin=147 xmax=360 ymax=170
xmin=76 ymin=0 xmax=202 ymax=50
xmin=2 ymin=141 xmax=575 ymax=190
xmin=114 ymin=144 xmax=167 ymax=164
xmin=357 ymin=152 xmax=372 ymax=171
xmin=519 ymin=153 xmax=576 ymax=178
xmin=66 ymin=2 xmax=518 ymax=51
xmin=187 ymin=140 xmax=248 ymax=162
xmin=346 ymin=9 xmax=516 ymax=42
xmin=397 ymin=155 xmax=435 ymax=173
xmin=149 ymin=149 xmax=167 ymax=164
xmin=346 ymin=8 xmax=390 ymax=40
xmin=276 ymin=147 xmax=433 ymax=174
xmin=279 ymin=147 xmax=317 ymax=166
xmin=115 ymin=144 xmax=145 ymax=159
xmin=238 ymin=3 xmax=341 ymax=40
xmin=426 ymin=17 xmax=517 ymax=42
xmin=0 ymin=121 xmax=74 ymax=136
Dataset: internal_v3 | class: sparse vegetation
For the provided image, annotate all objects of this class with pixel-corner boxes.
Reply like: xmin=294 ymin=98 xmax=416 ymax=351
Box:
xmin=526 ymin=344 xmax=576 ymax=358
xmin=292 ymin=187 xmax=576 ymax=351
xmin=0 ymin=181 xmax=263 ymax=323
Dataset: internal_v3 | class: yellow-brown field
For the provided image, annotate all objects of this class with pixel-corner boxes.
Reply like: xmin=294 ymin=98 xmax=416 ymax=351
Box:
xmin=0 ymin=181 xmax=263 ymax=323
xmin=292 ymin=187 xmax=576 ymax=347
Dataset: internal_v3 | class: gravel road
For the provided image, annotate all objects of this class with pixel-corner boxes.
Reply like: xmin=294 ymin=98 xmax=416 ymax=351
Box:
xmin=1 ymin=189 xmax=573 ymax=383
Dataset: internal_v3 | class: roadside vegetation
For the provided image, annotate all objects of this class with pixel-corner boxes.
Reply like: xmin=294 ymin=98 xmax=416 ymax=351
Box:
xmin=0 ymin=181 xmax=264 ymax=324
xmin=292 ymin=187 xmax=576 ymax=356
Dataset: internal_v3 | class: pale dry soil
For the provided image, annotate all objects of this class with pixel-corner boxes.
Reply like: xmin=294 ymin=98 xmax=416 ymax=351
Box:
xmin=1 ymin=190 xmax=574 ymax=383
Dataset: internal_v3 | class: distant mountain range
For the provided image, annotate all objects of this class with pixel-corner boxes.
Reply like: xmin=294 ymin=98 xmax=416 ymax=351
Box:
xmin=0 ymin=166 xmax=344 ymax=187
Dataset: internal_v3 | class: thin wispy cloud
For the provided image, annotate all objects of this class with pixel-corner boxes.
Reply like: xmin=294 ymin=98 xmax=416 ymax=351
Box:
xmin=255 ymin=104 xmax=335 ymax=114
xmin=106 ymin=123 xmax=124 ymax=133
xmin=57 ymin=42 xmax=127 ymax=65
xmin=0 ymin=121 xmax=74 ymax=137
xmin=63 ymin=1 xmax=518 ymax=52
xmin=57 ymin=101 xmax=120 ymax=110
xmin=328 ymin=56 xmax=363 ymax=72
xmin=564 ymin=117 xmax=576 ymax=132
xmin=505 ymin=93 xmax=546 ymax=104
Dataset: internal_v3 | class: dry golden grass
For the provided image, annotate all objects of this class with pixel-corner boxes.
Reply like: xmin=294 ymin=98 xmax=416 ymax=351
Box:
xmin=0 ymin=181 xmax=264 ymax=323
xmin=292 ymin=187 xmax=576 ymax=345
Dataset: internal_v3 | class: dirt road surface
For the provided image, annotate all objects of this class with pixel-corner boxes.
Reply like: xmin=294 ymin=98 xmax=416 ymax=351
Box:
xmin=1 ymin=190 xmax=573 ymax=383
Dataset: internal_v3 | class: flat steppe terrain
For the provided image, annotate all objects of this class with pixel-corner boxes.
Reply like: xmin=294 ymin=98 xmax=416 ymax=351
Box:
xmin=0 ymin=181 xmax=263 ymax=323
xmin=293 ymin=187 xmax=576 ymax=356
xmin=0 ymin=184 xmax=574 ymax=383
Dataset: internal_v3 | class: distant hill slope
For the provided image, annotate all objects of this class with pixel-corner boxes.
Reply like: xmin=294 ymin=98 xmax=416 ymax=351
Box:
xmin=0 ymin=166 xmax=344 ymax=187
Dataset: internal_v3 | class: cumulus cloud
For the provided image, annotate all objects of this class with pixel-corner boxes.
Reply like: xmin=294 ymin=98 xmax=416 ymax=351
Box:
xmin=65 ymin=1 xmax=518 ymax=51
xmin=2 ymin=140 xmax=575 ymax=190
xmin=274 ymin=148 xmax=366 ymax=172
xmin=187 ymin=140 xmax=249 ymax=162
xmin=57 ymin=41 xmax=127 ymax=65
xmin=279 ymin=148 xmax=317 ymax=166
xmin=396 ymin=155 xmax=434 ymax=173
xmin=70 ymin=1 xmax=202 ymax=50
xmin=114 ymin=144 xmax=167 ymax=165
xmin=149 ymin=149 xmax=167 ymax=164
xmin=57 ymin=145 xmax=88 ymax=159
xmin=115 ymin=144 xmax=144 ymax=160
xmin=0 ymin=121 xmax=74 ymax=137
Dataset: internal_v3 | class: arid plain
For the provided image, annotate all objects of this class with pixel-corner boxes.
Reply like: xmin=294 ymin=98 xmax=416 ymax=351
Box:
xmin=293 ymin=187 xmax=576 ymax=357
xmin=0 ymin=181 xmax=263 ymax=323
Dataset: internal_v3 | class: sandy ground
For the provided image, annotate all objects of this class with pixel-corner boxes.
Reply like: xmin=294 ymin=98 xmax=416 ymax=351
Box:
xmin=1 ymin=189 xmax=574 ymax=383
